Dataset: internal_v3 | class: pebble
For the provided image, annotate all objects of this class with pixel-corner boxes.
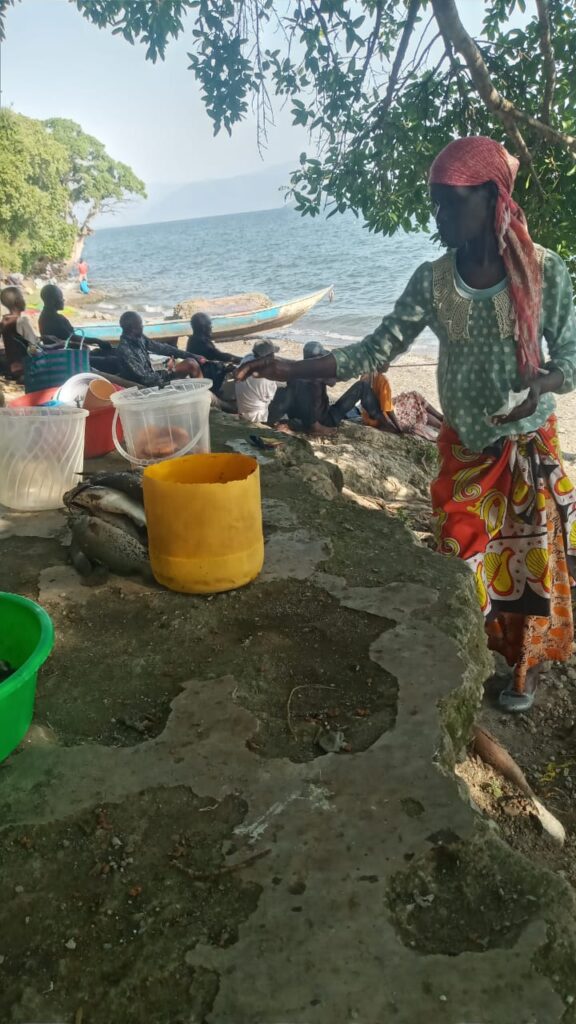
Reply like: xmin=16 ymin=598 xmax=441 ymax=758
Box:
xmin=64 ymin=938 xmax=77 ymax=951
xmin=111 ymin=836 xmax=122 ymax=848
xmin=14 ymin=885 xmax=24 ymax=894
xmin=439 ymin=994 xmax=447 ymax=1002
xmin=0 ymin=955 xmax=4 ymax=965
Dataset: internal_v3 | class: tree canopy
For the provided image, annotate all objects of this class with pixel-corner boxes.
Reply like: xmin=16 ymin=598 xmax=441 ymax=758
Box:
xmin=2 ymin=1 xmax=576 ymax=273
xmin=0 ymin=108 xmax=145 ymax=272
xmin=44 ymin=118 xmax=146 ymax=255
xmin=0 ymin=109 xmax=75 ymax=271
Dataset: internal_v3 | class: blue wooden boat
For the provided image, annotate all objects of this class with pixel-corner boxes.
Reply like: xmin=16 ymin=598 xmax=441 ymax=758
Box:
xmin=77 ymin=286 xmax=333 ymax=345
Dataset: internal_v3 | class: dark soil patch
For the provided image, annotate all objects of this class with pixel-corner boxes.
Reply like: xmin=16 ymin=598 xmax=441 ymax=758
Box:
xmin=0 ymin=535 xmax=65 ymax=597
xmin=387 ymin=833 xmax=545 ymax=955
xmin=0 ymin=786 xmax=259 ymax=1024
xmin=34 ymin=578 xmax=396 ymax=760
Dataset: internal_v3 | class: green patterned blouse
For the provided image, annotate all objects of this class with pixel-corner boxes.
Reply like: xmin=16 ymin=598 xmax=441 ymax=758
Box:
xmin=332 ymin=247 xmax=576 ymax=451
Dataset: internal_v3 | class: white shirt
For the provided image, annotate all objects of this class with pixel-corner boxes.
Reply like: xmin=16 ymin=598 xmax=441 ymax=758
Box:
xmin=17 ymin=315 xmax=39 ymax=347
xmin=235 ymin=353 xmax=277 ymax=423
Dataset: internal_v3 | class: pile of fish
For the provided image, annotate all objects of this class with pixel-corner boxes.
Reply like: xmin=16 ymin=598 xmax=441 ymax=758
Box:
xmin=63 ymin=471 xmax=151 ymax=582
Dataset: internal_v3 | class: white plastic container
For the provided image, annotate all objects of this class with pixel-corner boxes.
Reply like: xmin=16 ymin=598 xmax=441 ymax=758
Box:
xmin=110 ymin=378 xmax=212 ymax=467
xmin=0 ymin=407 xmax=89 ymax=511
xmin=56 ymin=372 xmax=110 ymax=408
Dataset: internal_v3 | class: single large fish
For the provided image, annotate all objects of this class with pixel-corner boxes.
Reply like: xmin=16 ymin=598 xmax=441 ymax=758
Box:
xmin=69 ymin=514 xmax=151 ymax=578
xmin=64 ymin=484 xmax=146 ymax=528
xmin=74 ymin=470 xmax=144 ymax=504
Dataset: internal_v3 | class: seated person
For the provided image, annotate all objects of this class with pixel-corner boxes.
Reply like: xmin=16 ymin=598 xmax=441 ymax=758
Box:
xmin=267 ymin=340 xmax=363 ymax=436
xmin=116 ymin=311 xmax=203 ymax=387
xmin=361 ymin=371 xmax=442 ymax=441
xmin=186 ymin=312 xmax=241 ymax=365
xmin=235 ymin=340 xmax=279 ymax=422
xmin=38 ymin=283 xmax=120 ymax=373
xmin=38 ymin=284 xmax=77 ymax=341
xmin=0 ymin=286 xmax=40 ymax=379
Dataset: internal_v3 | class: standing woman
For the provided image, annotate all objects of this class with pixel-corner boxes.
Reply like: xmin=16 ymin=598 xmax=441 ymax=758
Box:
xmin=237 ymin=136 xmax=576 ymax=711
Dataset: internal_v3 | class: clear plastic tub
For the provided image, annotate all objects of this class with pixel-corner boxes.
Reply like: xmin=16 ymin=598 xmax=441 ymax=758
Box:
xmin=0 ymin=406 xmax=89 ymax=510
xmin=110 ymin=378 xmax=212 ymax=466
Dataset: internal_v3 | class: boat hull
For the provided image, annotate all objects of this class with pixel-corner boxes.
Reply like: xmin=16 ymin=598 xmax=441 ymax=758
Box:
xmin=77 ymin=286 xmax=332 ymax=345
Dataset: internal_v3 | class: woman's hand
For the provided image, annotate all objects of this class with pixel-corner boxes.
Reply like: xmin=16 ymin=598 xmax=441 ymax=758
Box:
xmin=235 ymin=356 xmax=297 ymax=382
xmin=493 ymin=383 xmax=541 ymax=425
xmin=236 ymin=351 xmax=338 ymax=383
xmin=493 ymin=369 xmax=565 ymax=425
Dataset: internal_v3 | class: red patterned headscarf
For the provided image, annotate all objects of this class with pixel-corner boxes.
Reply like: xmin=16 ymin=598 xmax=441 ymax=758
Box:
xmin=429 ymin=136 xmax=542 ymax=379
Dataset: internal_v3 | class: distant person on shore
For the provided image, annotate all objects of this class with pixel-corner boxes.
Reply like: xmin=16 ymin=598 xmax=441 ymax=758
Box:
xmin=266 ymin=341 xmax=365 ymax=436
xmin=77 ymin=259 xmax=89 ymax=282
xmin=116 ymin=311 xmax=203 ymax=387
xmin=186 ymin=312 xmax=241 ymax=365
xmin=0 ymin=286 xmax=39 ymax=379
xmin=237 ymin=135 xmax=576 ymax=713
xmin=360 ymin=371 xmax=443 ymax=441
xmin=235 ymin=340 xmax=279 ymax=422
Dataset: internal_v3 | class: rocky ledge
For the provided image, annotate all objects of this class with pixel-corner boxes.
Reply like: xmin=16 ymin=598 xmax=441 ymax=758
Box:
xmin=0 ymin=412 xmax=575 ymax=1024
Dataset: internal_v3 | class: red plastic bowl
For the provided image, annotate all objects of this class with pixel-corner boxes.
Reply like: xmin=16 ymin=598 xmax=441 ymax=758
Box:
xmin=10 ymin=387 xmax=123 ymax=459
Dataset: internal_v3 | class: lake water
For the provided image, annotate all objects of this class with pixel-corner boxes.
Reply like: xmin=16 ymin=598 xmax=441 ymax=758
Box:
xmin=84 ymin=206 xmax=441 ymax=352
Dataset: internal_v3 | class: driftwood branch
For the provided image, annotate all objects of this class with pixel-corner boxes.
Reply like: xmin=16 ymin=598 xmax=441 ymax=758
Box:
xmin=535 ymin=0 xmax=555 ymax=123
xmin=431 ymin=0 xmax=576 ymax=156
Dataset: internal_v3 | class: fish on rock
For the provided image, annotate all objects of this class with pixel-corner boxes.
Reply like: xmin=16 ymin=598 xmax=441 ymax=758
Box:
xmin=69 ymin=513 xmax=151 ymax=580
xmin=64 ymin=484 xmax=146 ymax=528
xmin=74 ymin=469 xmax=144 ymax=504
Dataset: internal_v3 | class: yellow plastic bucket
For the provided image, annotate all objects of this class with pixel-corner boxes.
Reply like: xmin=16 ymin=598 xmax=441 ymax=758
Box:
xmin=143 ymin=453 xmax=264 ymax=593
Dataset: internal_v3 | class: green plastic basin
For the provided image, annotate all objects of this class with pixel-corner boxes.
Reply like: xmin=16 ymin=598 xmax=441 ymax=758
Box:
xmin=0 ymin=592 xmax=54 ymax=762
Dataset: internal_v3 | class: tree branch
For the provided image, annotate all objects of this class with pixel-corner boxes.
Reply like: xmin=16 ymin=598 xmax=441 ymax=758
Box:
xmin=362 ymin=0 xmax=384 ymax=78
xmin=401 ymin=31 xmax=441 ymax=81
xmin=381 ymin=0 xmax=421 ymax=110
xmin=502 ymin=121 xmax=545 ymax=196
xmin=535 ymin=0 xmax=555 ymax=124
xmin=309 ymin=0 xmax=338 ymax=68
xmin=431 ymin=0 xmax=576 ymax=156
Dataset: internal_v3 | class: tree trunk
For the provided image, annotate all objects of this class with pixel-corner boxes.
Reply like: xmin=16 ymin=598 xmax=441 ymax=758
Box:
xmin=64 ymin=202 xmax=99 ymax=272
xmin=66 ymin=233 xmax=86 ymax=272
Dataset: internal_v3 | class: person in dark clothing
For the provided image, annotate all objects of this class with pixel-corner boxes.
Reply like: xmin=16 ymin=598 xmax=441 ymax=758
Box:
xmin=38 ymin=285 xmax=76 ymax=341
xmin=116 ymin=311 xmax=203 ymax=387
xmin=186 ymin=312 xmax=241 ymax=365
xmin=267 ymin=341 xmax=364 ymax=436
xmin=38 ymin=284 xmax=118 ymax=373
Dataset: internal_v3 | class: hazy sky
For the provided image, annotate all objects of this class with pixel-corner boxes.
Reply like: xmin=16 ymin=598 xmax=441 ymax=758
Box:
xmin=1 ymin=0 xmax=308 ymax=186
xmin=2 ymin=1 xmax=523 ymax=191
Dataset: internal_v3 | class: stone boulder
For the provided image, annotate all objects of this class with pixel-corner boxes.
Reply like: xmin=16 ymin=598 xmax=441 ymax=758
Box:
xmin=309 ymin=420 xmax=437 ymax=503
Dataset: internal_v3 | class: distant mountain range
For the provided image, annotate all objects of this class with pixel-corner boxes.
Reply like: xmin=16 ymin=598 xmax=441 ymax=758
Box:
xmin=96 ymin=162 xmax=295 ymax=229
